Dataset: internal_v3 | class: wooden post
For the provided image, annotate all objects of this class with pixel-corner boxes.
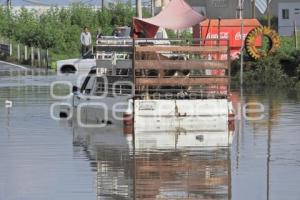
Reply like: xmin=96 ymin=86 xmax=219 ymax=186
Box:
xmin=17 ymin=44 xmax=20 ymax=62
xmin=31 ymin=47 xmax=34 ymax=67
xmin=24 ymin=45 xmax=28 ymax=60
xmin=295 ymin=20 xmax=298 ymax=49
xmin=9 ymin=43 xmax=12 ymax=56
xmin=42 ymin=50 xmax=46 ymax=67
xmin=46 ymin=49 xmax=49 ymax=74
xmin=37 ymin=48 xmax=41 ymax=67
xmin=252 ymin=0 xmax=256 ymax=18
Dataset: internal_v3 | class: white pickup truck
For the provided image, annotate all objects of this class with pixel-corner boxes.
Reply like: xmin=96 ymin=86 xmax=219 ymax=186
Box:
xmin=57 ymin=58 xmax=96 ymax=76
xmin=57 ymin=27 xmax=169 ymax=78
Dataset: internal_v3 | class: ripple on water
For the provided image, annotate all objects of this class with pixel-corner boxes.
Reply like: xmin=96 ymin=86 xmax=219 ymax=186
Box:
xmin=0 ymin=75 xmax=300 ymax=200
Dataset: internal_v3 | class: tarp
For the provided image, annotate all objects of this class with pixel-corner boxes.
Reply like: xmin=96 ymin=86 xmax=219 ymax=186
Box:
xmin=133 ymin=0 xmax=206 ymax=38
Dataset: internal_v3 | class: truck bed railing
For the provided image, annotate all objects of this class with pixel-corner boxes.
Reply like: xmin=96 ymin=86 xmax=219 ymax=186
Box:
xmin=133 ymin=38 xmax=231 ymax=99
xmin=94 ymin=38 xmax=231 ymax=100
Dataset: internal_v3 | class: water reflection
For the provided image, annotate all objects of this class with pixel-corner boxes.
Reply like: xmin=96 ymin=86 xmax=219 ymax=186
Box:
xmin=233 ymin=89 xmax=300 ymax=200
xmin=72 ymin=122 xmax=133 ymax=200
xmin=0 ymin=83 xmax=96 ymax=200
xmin=134 ymin=148 xmax=231 ymax=200
xmin=72 ymin=121 xmax=232 ymax=200
xmin=1 ymin=74 xmax=300 ymax=200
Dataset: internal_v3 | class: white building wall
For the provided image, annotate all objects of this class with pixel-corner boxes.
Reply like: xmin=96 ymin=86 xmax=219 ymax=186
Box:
xmin=278 ymin=3 xmax=300 ymax=36
xmin=12 ymin=5 xmax=101 ymax=15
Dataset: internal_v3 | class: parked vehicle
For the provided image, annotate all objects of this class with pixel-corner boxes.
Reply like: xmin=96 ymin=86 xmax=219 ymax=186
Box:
xmin=59 ymin=37 xmax=235 ymax=145
xmin=56 ymin=27 xmax=170 ymax=81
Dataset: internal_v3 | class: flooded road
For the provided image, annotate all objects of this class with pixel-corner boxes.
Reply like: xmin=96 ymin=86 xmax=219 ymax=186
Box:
xmin=0 ymin=73 xmax=300 ymax=200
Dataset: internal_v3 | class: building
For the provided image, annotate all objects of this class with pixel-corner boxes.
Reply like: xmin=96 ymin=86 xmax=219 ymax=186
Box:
xmin=278 ymin=2 xmax=300 ymax=36
xmin=12 ymin=5 xmax=100 ymax=15
xmin=155 ymin=0 xmax=300 ymax=19
xmin=153 ymin=0 xmax=300 ymax=36
xmin=186 ymin=0 xmax=238 ymax=18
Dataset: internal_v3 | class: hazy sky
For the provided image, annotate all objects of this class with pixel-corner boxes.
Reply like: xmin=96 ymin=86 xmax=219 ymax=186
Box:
xmin=0 ymin=0 xmax=138 ymax=6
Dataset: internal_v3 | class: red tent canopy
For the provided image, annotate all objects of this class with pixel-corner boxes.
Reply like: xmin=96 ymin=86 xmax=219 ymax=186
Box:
xmin=133 ymin=0 xmax=206 ymax=38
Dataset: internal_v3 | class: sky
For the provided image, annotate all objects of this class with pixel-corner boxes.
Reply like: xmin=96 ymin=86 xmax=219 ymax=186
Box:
xmin=0 ymin=0 xmax=145 ymax=6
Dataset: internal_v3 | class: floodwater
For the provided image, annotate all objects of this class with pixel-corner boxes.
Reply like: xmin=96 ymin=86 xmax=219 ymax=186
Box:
xmin=0 ymin=71 xmax=300 ymax=200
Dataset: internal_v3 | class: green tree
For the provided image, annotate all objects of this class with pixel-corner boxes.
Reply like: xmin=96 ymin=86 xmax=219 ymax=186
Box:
xmin=0 ymin=3 xmax=137 ymax=61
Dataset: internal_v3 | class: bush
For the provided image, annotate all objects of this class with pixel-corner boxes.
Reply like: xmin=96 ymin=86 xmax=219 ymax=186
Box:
xmin=0 ymin=3 xmax=136 ymax=63
xmin=277 ymin=37 xmax=297 ymax=57
xmin=231 ymin=36 xmax=300 ymax=88
xmin=231 ymin=54 xmax=292 ymax=88
xmin=243 ymin=56 xmax=290 ymax=87
xmin=280 ymin=50 xmax=300 ymax=77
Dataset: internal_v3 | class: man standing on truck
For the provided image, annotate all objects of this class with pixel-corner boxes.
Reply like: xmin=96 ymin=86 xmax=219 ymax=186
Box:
xmin=80 ymin=26 xmax=92 ymax=58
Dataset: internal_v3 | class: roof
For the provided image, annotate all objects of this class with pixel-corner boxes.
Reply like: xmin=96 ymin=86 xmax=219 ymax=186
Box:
xmin=200 ymin=19 xmax=261 ymax=27
xmin=133 ymin=0 xmax=206 ymax=38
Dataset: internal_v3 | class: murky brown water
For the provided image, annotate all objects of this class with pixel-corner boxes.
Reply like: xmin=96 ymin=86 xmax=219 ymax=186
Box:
xmin=0 ymin=72 xmax=300 ymax=200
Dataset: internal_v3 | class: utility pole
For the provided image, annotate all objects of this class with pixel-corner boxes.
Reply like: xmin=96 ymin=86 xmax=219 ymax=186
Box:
xmin=240 ymin=20 xmax=244 ymax=86
xmin=136 ymin=0 xmax=142 ymax=18
xmin=252 ymin=0 xmax=256 ymax=18
xmin=239 ymin=0 xmax=244 ymax=86
xmin=151 ymin=0 xmax=155 ymax=17
xmin=101 ymin=0 xmax=104 ymax=12
xmin=237 ymin=0 xmax=243 ymax=19
xmin=7 ymin=0 xmax=12 ymax=8
xmin=267 ymin=0 xmax=271 ymax=27
xmin=295 ymin=20 xmax=298 ymax=49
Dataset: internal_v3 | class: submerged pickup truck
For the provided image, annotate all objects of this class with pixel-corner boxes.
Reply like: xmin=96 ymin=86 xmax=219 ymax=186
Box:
xmin=56 ymin=26 xmax=169 ymax=77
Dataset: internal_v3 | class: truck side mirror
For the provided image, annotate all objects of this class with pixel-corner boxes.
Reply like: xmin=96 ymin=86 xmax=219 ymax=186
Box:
xmin=72 ymin=86 xmax=79 ymax=93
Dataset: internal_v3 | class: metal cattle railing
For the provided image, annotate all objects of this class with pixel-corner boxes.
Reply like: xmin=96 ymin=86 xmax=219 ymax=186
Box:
xmin=133 ymin=38 xmax=231 ymax=100
xmin=94 ymin=38 xmax=231 ymax=100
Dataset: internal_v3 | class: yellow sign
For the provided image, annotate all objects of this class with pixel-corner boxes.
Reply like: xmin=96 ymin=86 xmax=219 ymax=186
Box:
xmin=245 ymin=26 xmax=281 ymax=60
